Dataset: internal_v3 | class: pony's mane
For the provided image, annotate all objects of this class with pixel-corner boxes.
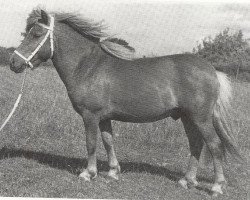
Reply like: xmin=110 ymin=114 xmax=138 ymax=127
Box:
xmin=26 ymin=8 xmax=135 ymax=60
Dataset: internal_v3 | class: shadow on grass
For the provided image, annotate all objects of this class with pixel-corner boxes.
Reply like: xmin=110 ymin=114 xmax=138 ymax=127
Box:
xmin=0 ymin=146 xmax=212 ymax=188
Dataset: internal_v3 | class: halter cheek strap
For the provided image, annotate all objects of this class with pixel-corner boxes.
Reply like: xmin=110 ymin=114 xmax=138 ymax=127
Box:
xmin=14 ymin=15 xmax=55 ymax=69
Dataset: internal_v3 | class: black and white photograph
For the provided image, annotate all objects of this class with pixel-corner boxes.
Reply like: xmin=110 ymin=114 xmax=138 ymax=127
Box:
xmin=0 ymin=0 xmax=249 ymax=199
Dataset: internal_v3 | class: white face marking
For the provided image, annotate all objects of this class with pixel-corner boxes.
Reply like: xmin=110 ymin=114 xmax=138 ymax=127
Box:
xmin=169 ymin=87 xmax=178 ymax=107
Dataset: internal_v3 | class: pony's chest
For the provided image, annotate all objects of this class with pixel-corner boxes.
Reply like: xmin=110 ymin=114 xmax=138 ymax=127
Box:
xmin=68 ymin=78 xmax=109 ymax=112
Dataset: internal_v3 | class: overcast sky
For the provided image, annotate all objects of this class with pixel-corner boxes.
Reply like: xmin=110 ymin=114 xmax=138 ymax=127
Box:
xmin=1 ymin=0 xmax=250 ymax=56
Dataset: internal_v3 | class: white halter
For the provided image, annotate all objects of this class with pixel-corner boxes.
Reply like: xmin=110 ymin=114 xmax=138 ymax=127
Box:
xmin=14 ymin=15 xmax=55 ymax=68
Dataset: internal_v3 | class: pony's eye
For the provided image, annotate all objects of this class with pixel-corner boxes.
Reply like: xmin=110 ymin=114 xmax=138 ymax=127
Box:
xmin=33 ymin=32 xmax=43 ymax=37
xmin=30 ymin=26 xmax=44 ymax=37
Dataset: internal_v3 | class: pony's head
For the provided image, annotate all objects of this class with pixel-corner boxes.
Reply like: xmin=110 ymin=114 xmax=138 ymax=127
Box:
xmin=10 ymin=9 xmax=54 ymax=73
xmin=10 ymin=8 xmax=136 ymax=73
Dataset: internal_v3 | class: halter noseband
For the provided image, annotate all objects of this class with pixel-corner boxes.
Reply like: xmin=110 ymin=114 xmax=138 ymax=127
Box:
xmin=14 ymin=15 xmax=55 ymax=69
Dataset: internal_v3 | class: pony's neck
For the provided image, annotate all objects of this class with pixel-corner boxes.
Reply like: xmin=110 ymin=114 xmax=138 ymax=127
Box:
xmin=51 ymin=22 xmax=98 ymax=90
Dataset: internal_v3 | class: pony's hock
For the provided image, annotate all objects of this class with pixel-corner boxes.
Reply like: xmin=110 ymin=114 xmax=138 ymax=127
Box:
xmin=10 ymin=8 xmax=242 ymax=197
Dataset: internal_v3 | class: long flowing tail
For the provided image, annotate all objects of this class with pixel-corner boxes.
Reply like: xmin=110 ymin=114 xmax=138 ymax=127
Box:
xmin=213 ymin=71 xmax=243 ymax=162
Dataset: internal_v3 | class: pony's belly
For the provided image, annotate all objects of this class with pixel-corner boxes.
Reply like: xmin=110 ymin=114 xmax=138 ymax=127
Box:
xmin=109 ymin=88 xmax=179 ymax=123
xmin=110 ymin=107 xmax=179 ymax=123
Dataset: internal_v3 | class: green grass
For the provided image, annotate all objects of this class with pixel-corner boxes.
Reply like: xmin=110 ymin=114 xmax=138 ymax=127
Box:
xmin=0 ymin=66 xmax=249 ymax=199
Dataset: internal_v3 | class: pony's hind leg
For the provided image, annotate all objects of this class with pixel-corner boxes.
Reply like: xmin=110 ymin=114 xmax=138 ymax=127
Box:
xmin=100 ymin=120 xmax=120 ymax=180
xmin=193 ymin=117 xmax=226 ymax=196
xmin=178 ymin=115 xmax=203 ymax=189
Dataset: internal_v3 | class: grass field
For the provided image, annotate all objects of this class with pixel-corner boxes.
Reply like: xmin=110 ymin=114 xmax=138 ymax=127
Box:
xmin=0 ymin=66 xmax=249 ymax=199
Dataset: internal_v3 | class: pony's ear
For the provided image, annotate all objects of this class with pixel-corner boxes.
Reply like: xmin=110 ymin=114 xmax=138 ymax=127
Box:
xmin=39 ymin=9 xmax=49 ymax=25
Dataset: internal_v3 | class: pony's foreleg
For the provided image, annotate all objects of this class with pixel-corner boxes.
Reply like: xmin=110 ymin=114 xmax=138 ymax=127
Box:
xmin=79 ymin=111 xmax=99 ymax=181
xmin=178 ymin=116 xmax=203 ymax=189
xmin=100 ymin=120 xmax=120 ymax=180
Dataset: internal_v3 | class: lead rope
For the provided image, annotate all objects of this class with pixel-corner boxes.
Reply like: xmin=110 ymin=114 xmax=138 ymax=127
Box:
xmin=0 ymin=69 xmax=27 ymax=131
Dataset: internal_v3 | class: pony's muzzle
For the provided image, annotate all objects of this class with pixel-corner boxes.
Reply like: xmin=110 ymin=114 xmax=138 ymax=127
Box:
xmin=9 ymin=55 xmax=27 ymax=73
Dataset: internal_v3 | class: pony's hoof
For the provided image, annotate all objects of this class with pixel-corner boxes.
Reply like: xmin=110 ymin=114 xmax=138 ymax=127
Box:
xmin=107 ymin=166 xmax=120 ymax=180
xmin=211 ymin=183 xmax=224 ymax=197
xmin=79 ymin=169 xmax=97 ymax=181
xmin=212 ymin=191 xmax=221 ymax=198
xmin=178 ymin=177 xmax=198 ymax=189
xmin=178 ymin=178 xmax=188 ymax=189
xmin=190 ymin=179 xmax=198 ymax=187
xmin=108 ymin=170 xmax=119 ymax=180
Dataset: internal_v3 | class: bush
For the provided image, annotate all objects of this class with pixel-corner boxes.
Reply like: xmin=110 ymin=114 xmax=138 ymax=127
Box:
xmin=192 ymin=28 xmax=250 ymax=80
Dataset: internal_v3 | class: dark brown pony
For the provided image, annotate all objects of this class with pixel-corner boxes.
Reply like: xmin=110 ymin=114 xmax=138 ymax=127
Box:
xmin=10 ymin=9 xmax=242 ymax=196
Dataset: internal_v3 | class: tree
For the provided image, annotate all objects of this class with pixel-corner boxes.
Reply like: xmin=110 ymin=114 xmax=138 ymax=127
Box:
xmin=193 ymin=28 xmax=250 ymax=79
